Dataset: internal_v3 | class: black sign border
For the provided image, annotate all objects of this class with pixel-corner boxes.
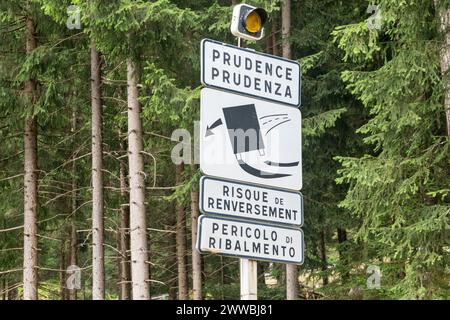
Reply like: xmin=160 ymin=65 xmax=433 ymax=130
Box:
xmin=200 ymin=38 xmax=302 ymax=108
xmin=196 ymin=214 xmax=305 ymax=265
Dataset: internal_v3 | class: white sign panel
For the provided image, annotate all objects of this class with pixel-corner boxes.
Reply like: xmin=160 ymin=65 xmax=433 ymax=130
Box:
xmin=201 ymin=38 xmax=301 ymax=107
xmin=197 ymin=215 xmax=304 ymax=265
xmin=200 ymin=88 xmax=302 ymax=191
xmin=200 ymin=176 xmax=303 ymax=226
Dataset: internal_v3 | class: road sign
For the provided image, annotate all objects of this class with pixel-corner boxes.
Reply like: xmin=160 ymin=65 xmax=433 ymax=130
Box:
xmin=199 ymin=176 xmax=303 ymax=226
xmin=200 ymin=88 xmax=302 ymax=191
xmin=201 ymin=38 xmax=301 ymax=107
xmin=196 ymin=215 xmax=304 ymax=265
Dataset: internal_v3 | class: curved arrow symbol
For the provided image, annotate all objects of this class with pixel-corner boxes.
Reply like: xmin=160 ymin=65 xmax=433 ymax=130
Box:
xmin=205 ymin=118 xmax=223 ymax=137
xmin=237 ymin=160 xmax=291 ymax=179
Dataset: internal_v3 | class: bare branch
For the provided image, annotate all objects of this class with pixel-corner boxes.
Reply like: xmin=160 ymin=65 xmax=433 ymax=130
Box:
xmin=0 ymin=268 xmax=23 ymax=275
xmin=0 ymin=173 xmax=24 ymax=182
xmin=0 ymin=225 xmax=24 ymax=233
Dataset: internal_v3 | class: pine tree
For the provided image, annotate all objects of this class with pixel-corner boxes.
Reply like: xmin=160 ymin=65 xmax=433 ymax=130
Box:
xmin=22 ymin=8 xmax=39 ymax=301
xmin=90 ymin=45 xmax=105 ymax=300
xmin=333 ymin=0 xmax=450 ymax=299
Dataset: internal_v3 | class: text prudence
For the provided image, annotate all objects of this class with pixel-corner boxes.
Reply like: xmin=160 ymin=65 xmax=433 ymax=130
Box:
xmin=211 ymin=49 xmax=294 ymax=99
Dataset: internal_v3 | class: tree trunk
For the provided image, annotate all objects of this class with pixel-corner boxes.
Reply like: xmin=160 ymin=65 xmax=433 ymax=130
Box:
xmin=23 ymin=15 xmax=39 ymax=301
xmin=2 ymin=278 xmax=6 ymax=300
xmin=69 ymin=218 xmax=77 ymax=299
xmin=190 ymin=165 xmax=202 ymax=300
xmin=438 ymin=4 xmax=450 ymax=137
xmin=272 ymin=18 xmax=279 ymax=57
xmin=337 ymin=228 xmax=347 ymax=243
xmin=8 ymin=283 xmax=18 ymax=300
xmin=281 ymin=0 xmax=291 ymax=60
xmin=320 ymin=230 xmax=328 ymax=285
xmin=337 ymin=228 xmax=349 ymax=281
xmin=175 ymin=164 xmax=188 ymax=299
xmin=220 ymin=256 xmax=225 ymax=299
xmin=127 ymin=58 xmax=150 ymax=300
xmin=167 ymin=203 xmax=178 ymax=300
xmin=91 ymin=45 xmax=105 ymax=300
xmin=281 ymin=0 xmax=298 ymax=301
xmin=265 ymin=31 xmax=272 ymax=54
xmin=2 ymin=277 xmax=8 ymax=300
xmin=69 ymin=101 xmax=78 ymax=300
xmin=269 ymin=13 xmax=284 ymax=291
xmin=119 ymin=131 xmax=131 ymax=300
xmin=59 ymin=239 xmax=66 ymax=300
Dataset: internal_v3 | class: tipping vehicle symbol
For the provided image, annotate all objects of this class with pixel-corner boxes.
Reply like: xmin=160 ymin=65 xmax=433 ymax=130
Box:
xmin=205 ymin=104 xmax=299 ymax=179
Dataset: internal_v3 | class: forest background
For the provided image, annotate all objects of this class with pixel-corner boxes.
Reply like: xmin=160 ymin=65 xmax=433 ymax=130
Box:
xmin=0 ymin=0 xmax=449 ymax=300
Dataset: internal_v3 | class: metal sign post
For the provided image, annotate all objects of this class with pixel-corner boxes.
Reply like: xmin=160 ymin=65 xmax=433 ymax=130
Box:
xmin=240 ymin=258 xmax=257 ymax=300
xmin=237 ymin=37 xmax=258 ymax=302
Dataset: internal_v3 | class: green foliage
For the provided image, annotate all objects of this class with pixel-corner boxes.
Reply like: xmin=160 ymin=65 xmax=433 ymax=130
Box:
xmin=303 ymin=108 xmax=347 ymax=140
xmin=141 ymin=63 xmax=200 ymax=128
xmin=334 ymin=0 xmax=450 ymax=299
